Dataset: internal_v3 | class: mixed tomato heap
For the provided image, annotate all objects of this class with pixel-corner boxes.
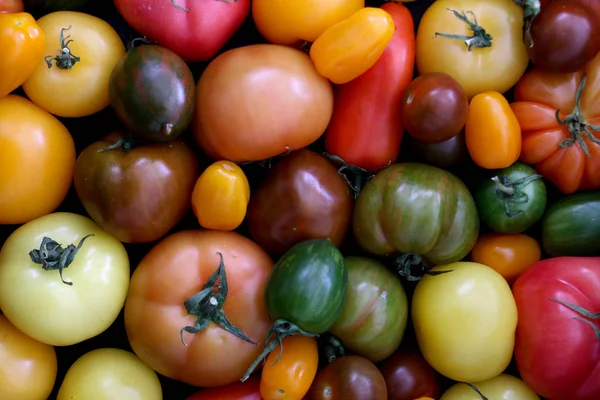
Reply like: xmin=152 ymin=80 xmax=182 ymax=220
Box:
xmin=1 ymin=0 xmax=600 ymax=400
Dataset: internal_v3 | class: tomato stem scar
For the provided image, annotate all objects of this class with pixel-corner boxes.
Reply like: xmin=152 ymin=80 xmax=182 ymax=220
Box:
xmin=434 ymin=9 xmax=493 ymax=51
xmin=45 ymin=26 xmax=80 ymax=70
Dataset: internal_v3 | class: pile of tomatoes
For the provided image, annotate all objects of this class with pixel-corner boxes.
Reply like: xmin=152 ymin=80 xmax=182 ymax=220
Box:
xmin=1 ymin=0 xmax=600 ymax=399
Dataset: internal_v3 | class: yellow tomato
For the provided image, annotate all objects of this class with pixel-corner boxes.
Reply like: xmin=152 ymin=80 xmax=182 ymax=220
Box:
xmin=465 ymin=91 xmax=522 ymax=169
xmin=57 ymin=348 xmax=162 ymax=400
xmin=0 ymin=95 xmax=76 ymax=225
xmin=252 ymin=0 xmax=364 ymax=46
xmin=0 ymin=12 xmax=45 ymax=98
xmin=416 ymin=0 xmax=528 ymax=98
xmin=310 ymin=7 xmax=395 ymax=84
xmin=440 ymin=374 xmax=540 ymax=400
xmin=22 ymin=11 xmax=125 ymax=117
xmin=191 ymin=160 xmax=251 ymax=231
xmin=0 ymin=314 xmax=57 ymax=400
xmin=412 ymin=262 xmax=518 ymax=383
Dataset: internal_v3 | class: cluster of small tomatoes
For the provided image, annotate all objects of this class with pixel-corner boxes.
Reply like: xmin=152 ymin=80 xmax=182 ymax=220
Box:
xmin=1 ymin=0 xmax=600 ymax=400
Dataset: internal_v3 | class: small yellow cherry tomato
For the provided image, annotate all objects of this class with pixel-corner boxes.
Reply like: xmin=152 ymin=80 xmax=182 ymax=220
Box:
xmin=260 ymin=335 xmax=319 ymax=400
xmin=0 ymin=314 xmax=57 ymax=400
xmin=310 ymin=7 xmax=395 ymax=84
xmin=22 ymin=11 xmax=125 ymax=118
xmin=191 ymin=160 xmax=251 ymax=231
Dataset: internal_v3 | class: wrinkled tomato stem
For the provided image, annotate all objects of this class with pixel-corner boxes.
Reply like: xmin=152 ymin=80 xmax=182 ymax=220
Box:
xmin=317 ymin=332 xmax=346 ymax=364
xmin=549 ymin=298 xmax=600 ymax=340
xmin=322 ymin=153 xmax=376 ymax=199
xmin=514 ymin=0 xmax=541 ymax=46
xmin=465 ymin=383 xmax=490 ymax=400
xmin=45 ymin=26 xmax=81 ymax=70
xmin=434 ymin=9 xmax=493 ymax=51
xmin=28 ymin=234 xmax=94 ymax=286
xmin=241 ymin=319 xmax=318 ymax=382
xmin=97 ymin=136 xmax=148 ymax=153
xmin=171 ymin=0 xmax=238 ymax=12
xmin=180 ymin=252 xmax=258 ymax=346
xmin=394 ymin=253 xmax=453 ymax=282
xmin=491 ymin=173 xmax=542 ymax=218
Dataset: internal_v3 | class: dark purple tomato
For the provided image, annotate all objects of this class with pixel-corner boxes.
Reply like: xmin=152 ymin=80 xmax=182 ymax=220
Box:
xmin=379 ymin=350 xmax=441 ymax=400
xmin=526 ymin=0 xmax=600 ymax=72
xmin=409 ymin=130 xmax=468 ymax=169
xmin=305 ymin=355 xmax=388 ymax=400
xmin=246 ymin=149 xmax=353 ymax=256
xmin=400 ymin=72 xmax=468 ymax=143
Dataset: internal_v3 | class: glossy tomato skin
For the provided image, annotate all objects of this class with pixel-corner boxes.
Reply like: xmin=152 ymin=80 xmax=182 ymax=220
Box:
xmin=512 ymin=257 xmax=600 ymax=400
xmin=0 ymin=212 xmax=131 ymax=346
xmin=0 ymin=314 xmax=57 ymax=400
xmin=57 ymin=348 xmax=162 ymax=400
xmin=74 ymin=131 xmax=199 ymax=244
xmin=408 ymin=130 xmax=468 ymax=169
xmin=526 ymin=0 xmax=600 ymax=73
xmin=193 ymin=44 xmax=333 ymax=163
xmin=511 ymin=52 xmax=600 ymax=193
xmin=353 ymin=163 xmax=479 ymax=265
xmin=124 ymin=230 xmax=274 ymax=387
xmin=0 ymin=95 xmax=75 ymax=225
xmin=541 ymin=191 xmax=600 ymax=256
xmin=412 ymin=262 xmax=518 ymax=383
xmin=114 ymin=0 xmax=249 ymax=62
xmin=247 ymin=149 xmax=353 ymax=256
xmin=252 ymin=0 xmax=363 ymax=46
xmin=324 ymin=2 xmax=415 ymax=171
xmin=474 ymin=162 xmax=547 ymax=234
xmin=265 ymin=239 xmax=347 ymax=334
xmin=440 ymin=374 xmax=540 ymax=400
xmin=22 ymin=11 xmax=126 ymax=118
xmin=329 ymin=256 xmax=408 ymax=363
xmin=401 ymin=72 xmax=468 ymax=143
xmin=416 ymin=0 xmax=528 ymax=98
xmin=379 ymin=350 xmax=441 ymax=400
xmin=185 ymin=376 xmax=261 ymax=400
xmin=305 ymin=355 xmax=387 ymax=400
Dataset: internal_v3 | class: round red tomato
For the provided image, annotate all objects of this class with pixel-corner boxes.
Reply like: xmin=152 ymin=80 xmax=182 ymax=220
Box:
xmin=124 ymin=230 xmax=274 ymax=387
xmin=513 ymin=257 xmax=600 ymax=400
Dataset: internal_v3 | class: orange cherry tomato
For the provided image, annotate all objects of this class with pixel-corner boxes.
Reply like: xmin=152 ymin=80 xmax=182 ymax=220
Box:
xmin=465 ymin=91 xmax=522 ymax=169
xmin=191 ymin=160 xmax=251 ymax=231
xmin=0 ymin=95 xmax=76 ymax=225
xmin=471 ymin=233 xmax=542 ymax=285
xmin=310 ymin=7 xmax=395 ymax=84
xmin=260 ymin=335 xmax=319 ymax=400
xmin=0 ymin=0 xmax=23 ymax=13
xmin=0 ymin=12 xmax=45 ymax=98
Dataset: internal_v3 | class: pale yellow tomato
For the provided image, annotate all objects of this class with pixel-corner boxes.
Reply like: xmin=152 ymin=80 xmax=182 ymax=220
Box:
xmin=440 ymin=374 xmax=540 ymax=400
xmin=22 ymin=11 xmax=125 ymax=117
xmin=412 ymin=262 xmax=518 ymax=383
xmin=57 ymin=348 xmax=162 ymax=400
xmin=0 ymin=314 xmax=57 ymax=400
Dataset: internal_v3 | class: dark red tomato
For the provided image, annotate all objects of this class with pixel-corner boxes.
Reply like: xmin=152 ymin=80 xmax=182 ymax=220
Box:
xmin=113 ymin=0 xmax=250 ymax=62
xmin=400 ymin=72 xmax=468 ymax=143
xmin=185 ymin=375 xmax=261 ymax=400
xmin=379 ymin=350 xmax=441 ymax=400
xmin=526 ymin=0 xmax=600 ymax=72
xmin=324 ymin=2 xmax=415 ymax=171
xmin=540 ymin=0 xmax=600 ymax=22
xmin=304 ymin=355 xmax=388 ymax=400
xmin=409 ymin=130 xmax=468 ymax=169
xmin=513 ymin=257 xmax=600 ymax=400
xmin=73 ymin=131 xmax=199 ymax=244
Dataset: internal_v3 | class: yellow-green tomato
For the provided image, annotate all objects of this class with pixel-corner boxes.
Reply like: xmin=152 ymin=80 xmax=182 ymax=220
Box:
xmin=440 ymin=374 xmax=540 ymax=400
xmin=0 ymin=212 xmax=130 ymax=346
xmin=411 ymin=261 xmax=517 ymax=383
xmin=57 ymin=348 xmax=163 ymax=400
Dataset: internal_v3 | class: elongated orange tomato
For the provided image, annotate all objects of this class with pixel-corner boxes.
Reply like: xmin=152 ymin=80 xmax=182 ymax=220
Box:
xmin=310 ymin=7 xmax=395 ymax=84
xmin=191 ymin=161 xmax=251 ymax=231
xmin=260 ymin=335 xmax=319 ymax=400
xmin=0 ymin=12 xmax=45 ymax=98
xmin=466 ymin=91 xmax=521 ymax=169
xmin=471 ymin=233 xmax=541 ymax=285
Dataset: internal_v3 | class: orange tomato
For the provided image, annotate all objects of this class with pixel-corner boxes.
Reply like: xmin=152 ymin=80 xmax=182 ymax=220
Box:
xmin=0 ymin=12 xmax=45 ymax=98
xmin=252 ymin=0 xmax=364 ymax=46
xmin=310 ymin=7 xmax=395 ymax=84
xmin=0 ymin=314 xmax=58 ymax=400
xmin=191 ymin=160 xmax=251 ymax=231
xmin=260 ymin=335 xmax=319 ymax=400
xmin=0 ymin=95 xmax=76 ymax=225
xmin=466 ymin=91 xmax=522 ymax=169
xmin=471 ymin=233 xmax=541 ymax=285
xmin=0 ymin=0 xmax=23 ymax=13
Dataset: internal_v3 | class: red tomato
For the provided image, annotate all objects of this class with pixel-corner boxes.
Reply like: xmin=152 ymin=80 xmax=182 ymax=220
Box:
xmin=0 ymin=0 xmax=23 ymax=13
xmin=324 ymin=2 xmax=415 ymax=171
xmin=512 ymin=257 xmax=600 ymax=400
xmin=185 ymin=375 xmax=261 ymax=400
xmin=113 ymin=0 xmax=250 ymax=62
